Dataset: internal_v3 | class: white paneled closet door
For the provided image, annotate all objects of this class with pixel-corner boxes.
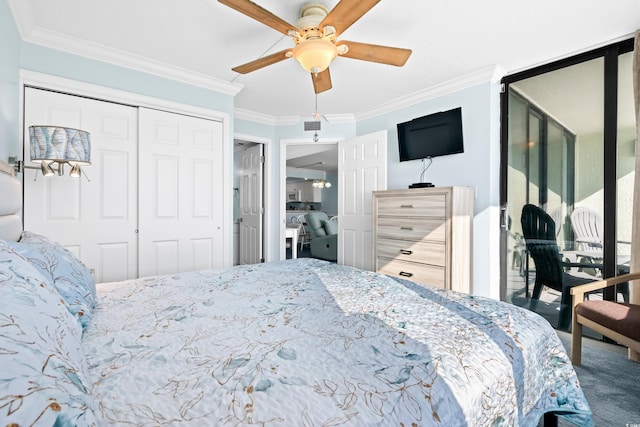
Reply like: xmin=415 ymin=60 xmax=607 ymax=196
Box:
xmin=138 ymin=108 xmax=225 ymax=276
xmin=23 ymin=87 xmax=139 ymax=283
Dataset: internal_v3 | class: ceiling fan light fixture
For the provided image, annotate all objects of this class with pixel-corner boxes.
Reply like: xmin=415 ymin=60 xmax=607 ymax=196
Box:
xmin=292 ymin=38 xmax=338 ymax=74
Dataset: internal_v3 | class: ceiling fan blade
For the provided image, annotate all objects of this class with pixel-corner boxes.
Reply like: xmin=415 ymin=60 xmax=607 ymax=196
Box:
xmin=218 ymin=0 xmax=298 ymax=36
xmin=320 ymin=0 xmax=380 ymax=36
xmin=232 ymin=48 xmax=292 ymax=74
xmin=337 ymin=41 xmax=412 ymax=66
xmin=312 ymin=69 xmax=332 ymax=94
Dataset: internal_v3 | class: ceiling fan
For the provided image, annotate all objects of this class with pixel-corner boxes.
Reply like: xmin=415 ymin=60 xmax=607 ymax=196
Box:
xmin=219 ymin=0 xmax=412 ymax=94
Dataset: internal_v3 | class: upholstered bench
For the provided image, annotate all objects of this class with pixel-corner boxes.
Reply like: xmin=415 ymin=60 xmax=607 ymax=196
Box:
xmin=571 ymin=271 xmax=640 ymax=365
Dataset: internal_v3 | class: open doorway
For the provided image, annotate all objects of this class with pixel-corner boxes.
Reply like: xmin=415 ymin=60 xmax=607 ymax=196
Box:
xmin=282 ymin=141 xmax=338 ymax=260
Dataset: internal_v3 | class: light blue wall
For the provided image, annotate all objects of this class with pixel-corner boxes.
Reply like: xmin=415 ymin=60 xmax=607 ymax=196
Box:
xmin=0 ymin=0 xmax=21 ymax=160
xmin=323 ymin=170 xmax=338 ymax=216
xmin=20 ymin=43 xmax=234 ymax=114
xmin=358 ymin=84 xmax=494 ymax=191
xmin=357 ymin=82 xmax=501 ymax=298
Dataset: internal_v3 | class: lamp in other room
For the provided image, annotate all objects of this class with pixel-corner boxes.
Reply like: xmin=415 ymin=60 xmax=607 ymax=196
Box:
xmin=16 ymin=126 xmax=92 ymax=178
xmin=312 ymin=179 xmax=331 ymax=189
xmin=311 ymin=161 xmax=331 ymax=189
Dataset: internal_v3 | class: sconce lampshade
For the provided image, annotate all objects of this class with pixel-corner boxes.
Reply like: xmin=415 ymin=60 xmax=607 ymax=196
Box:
xmin=292 ymin=39 xmax=338 ymax=74
xmin=29 ymin=126 xmax=91 ymax=165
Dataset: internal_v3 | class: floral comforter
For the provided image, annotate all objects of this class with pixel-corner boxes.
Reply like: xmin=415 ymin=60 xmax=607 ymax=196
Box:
xmin=82 ymin=258 xmax=592 ymax=426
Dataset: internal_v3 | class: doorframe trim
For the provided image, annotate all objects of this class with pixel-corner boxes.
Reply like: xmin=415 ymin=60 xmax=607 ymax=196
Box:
xmin=234 ymin=133 xmax=273 ymax=263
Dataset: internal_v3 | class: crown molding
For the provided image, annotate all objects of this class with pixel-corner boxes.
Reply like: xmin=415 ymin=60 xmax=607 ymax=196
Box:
xmin=324 ymin=114 xmax=356 ymax=124
xmin=27 ymin=27 xmax=243 ymax=96
xmin=233 ymin=110 xmax=355 ymax=127
xmin=355 ymin=65 xmax=505 ymax=122
xmin=235 ymin=65 xmax=503 ymax=126
xmin=234 ymin=108 xmax=298 ymax=126
xmin=7 ymin=0 xmax=243 ymax=97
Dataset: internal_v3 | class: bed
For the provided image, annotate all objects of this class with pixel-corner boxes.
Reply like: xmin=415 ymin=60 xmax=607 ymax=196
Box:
xmin=0 ymin=164 xmax=593 ymax=426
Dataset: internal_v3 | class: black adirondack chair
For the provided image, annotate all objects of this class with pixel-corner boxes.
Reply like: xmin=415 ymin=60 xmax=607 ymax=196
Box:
xmin=520 ymin=204 xmax=598 ymax=330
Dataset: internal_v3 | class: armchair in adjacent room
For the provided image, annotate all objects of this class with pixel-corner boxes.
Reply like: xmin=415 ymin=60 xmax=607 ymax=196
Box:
xmin=304 ymin=212 xmax=337 ymax=262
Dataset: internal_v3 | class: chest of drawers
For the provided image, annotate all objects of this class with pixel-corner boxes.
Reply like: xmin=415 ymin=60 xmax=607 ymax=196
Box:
xmin=372 ymin=187 xmax=473 ymax=293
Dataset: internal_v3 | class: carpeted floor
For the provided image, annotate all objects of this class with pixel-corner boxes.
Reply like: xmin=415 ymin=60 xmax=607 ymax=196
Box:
xmin=553 ymin=331 xmax=640 ymax=426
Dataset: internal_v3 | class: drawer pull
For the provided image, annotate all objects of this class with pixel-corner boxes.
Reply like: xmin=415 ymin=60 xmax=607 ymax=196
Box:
xmin=400 ymin=249 xmax=413 ymax=255
xmin=400 ymin=226 xmax=413 ymax=231
xmin=400 ymin=204 xmax=414 ymax=208
xmin=399 ymin=271 xmax=413 ymax=278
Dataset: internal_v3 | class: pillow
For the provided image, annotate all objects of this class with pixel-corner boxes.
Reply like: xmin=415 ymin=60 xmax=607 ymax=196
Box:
xmin=0 ymin=240 xmax=99 ymax=425
xmin=8 ymin=231 xmax=97 ymax=329
xmin=322 ymin=219 xmax=338 ymax=235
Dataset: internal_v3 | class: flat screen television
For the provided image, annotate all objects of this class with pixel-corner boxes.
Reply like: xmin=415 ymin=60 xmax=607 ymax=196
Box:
xmin=397 ymin=107 xmax=464 ymax=161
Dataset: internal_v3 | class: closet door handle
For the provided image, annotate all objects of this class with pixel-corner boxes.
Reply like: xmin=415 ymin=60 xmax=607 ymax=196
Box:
xmin=400 ymin=204 xmax=414 ymax=208
xmin=400 ymin=226 xmax=413 ymax=231
xmin=400 ymin=249 xmax=413 ymax=255
xmin=399 ymin=271 xmax=413 ymax=278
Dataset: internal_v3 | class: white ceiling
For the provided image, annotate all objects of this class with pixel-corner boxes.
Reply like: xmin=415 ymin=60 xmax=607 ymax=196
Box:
xmin=7 ymin=0 xmax=640 ymax=121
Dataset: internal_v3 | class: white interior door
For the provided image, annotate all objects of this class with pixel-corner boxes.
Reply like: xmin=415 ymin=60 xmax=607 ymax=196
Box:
xmin=338 ymin=130 xmax=387 ymax=270
xmin=239 ymin=144 xmax=263 ymax=264
xmin=23 ymin=87 xmax=139 ymax=283
xmin=138 ymin=108 xmax=224 ymax=276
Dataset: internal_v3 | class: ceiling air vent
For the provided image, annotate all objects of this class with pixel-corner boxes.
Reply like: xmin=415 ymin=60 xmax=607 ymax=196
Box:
xmin=304 ymin=120 xmax=321 ymax=131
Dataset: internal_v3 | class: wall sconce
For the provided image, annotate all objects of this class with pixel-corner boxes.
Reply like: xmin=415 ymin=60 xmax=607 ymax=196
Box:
xmin=10 ymin=126 xmax=91 ymax=178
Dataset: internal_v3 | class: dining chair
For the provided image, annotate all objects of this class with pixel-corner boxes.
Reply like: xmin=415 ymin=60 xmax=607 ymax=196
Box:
xmin=291 ymin=215 xmax=310 ymax=252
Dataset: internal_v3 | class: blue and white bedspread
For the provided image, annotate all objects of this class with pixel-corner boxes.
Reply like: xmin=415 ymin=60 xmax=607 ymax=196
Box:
xmin=82 ymin=258 xmax=592 ymax=426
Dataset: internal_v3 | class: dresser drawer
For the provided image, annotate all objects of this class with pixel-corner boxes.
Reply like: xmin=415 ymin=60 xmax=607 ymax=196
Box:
xmin=376 ymin=194 xmax=446 ymax=217
xmin=376 ymin=217 xmax=446 ymax=242
xmin=377 ymin=257 xmax=445 ymax=288
xmin=376 ymin=238 xmax=445 ymax=266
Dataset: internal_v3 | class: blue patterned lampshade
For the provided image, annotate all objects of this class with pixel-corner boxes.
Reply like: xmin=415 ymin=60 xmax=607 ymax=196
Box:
xmin=29 ymin=126 xmax=91 ymax=165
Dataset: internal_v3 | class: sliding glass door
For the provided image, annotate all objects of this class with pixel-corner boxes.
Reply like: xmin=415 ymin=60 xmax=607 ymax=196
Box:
xmin=500 ymin=40 xmax=635 ymax=329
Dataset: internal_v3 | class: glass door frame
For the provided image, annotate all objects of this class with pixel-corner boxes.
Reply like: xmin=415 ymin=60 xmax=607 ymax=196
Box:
xmin=499 ymin=38 xmax=634 ymax=302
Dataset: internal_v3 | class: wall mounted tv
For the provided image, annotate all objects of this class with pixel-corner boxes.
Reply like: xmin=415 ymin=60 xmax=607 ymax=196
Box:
xmin=397 ymin=107 xmax=464 ymax=161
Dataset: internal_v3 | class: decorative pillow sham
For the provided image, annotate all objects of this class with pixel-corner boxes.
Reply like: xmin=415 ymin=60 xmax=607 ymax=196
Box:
xmin=322 ymin=218 xmax=338 ymax=235
xmin=0 ymin=241 xmax=99 ymax=425
xmin=8 ymin=231 xmax=97 ymax=329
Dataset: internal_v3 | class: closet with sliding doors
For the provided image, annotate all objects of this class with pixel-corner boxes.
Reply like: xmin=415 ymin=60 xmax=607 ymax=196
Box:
xmin=22 ymin=85 xmax=228 ymax=283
